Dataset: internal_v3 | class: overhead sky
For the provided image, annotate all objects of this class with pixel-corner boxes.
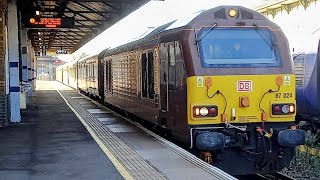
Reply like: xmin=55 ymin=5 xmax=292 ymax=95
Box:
xmin=267 ymin=2 xmax=320 ymax=53
xmin=60 ymin=0 xmax=319 ymax=61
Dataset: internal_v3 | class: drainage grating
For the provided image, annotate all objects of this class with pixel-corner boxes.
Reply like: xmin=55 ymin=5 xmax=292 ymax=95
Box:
xmin=59 ymin=90 xmax=167 ymax=180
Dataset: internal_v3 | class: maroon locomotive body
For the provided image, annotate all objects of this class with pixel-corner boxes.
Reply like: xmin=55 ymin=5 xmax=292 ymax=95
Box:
xmin=57 ymin=6 xmax=305 ymax=175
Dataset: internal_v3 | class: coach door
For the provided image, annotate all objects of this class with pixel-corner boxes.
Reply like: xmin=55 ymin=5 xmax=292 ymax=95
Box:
xmin=159 ymin=43 xmax=169 ymax=113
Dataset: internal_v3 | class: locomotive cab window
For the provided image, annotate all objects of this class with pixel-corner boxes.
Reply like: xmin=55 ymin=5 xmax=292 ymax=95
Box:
xmin=141 ymin=52 xmax=155 ymax=99
xmin=198 ymin=28 xmax=281 ymax=67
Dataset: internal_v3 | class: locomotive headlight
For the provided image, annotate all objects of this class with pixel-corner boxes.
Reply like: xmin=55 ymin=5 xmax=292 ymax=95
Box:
xmin=281 ymin=105 xmax=289 ymax=113
xmin=195 ymin=108 xmax=200 ymax=116
xmin=200 ymin=107 xmax=209 ymax=116
xmin=289 ymin=105 xmax=295 ymax=113
xmin=228 ymin=9 xmax=237 ymax=17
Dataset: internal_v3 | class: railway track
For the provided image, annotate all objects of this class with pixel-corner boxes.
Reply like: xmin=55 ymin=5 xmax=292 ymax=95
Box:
xmin=237 ymin=172 xmax=295 ymax=180
xmin=261 ymin=172 xmax=295 ymax=180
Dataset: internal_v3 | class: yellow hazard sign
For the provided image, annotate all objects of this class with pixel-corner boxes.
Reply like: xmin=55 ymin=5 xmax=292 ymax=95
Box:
xmin=197 ymin=77 xmax=204 ymax=87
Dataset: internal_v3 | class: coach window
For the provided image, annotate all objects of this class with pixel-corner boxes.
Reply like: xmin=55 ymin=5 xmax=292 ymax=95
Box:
xmin=91 ymin=63 xmax=94 ymax=78
xmin=92 ymin=63 xmax=96 ymax=78
xmin=105 ymin=60 xmax=112 ymax=92
xmin=86 ymin=65 xmax=88 ymax=78
xmin=91 ymin=63 xmax=93 ymax=78
xmin=141 ymin=52 xmax=155 ymax=99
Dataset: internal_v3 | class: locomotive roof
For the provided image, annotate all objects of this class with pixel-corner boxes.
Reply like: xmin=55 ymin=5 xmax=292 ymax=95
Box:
xmin=101 ymin=10 xmax=202 ymax=55
xmin=102 ymin=5 xmax=270 ymax=56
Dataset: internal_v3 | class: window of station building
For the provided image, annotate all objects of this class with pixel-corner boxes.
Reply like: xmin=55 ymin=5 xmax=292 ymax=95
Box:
xmin=141 ymin=52 xmax=155 ymax=99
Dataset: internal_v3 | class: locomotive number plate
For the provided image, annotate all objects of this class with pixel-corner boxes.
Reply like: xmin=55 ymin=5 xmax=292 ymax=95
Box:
xmin=237 ymin=80 xmax=252 ymax=92
xmin=275 ymin=92 xmax=293 ymax=99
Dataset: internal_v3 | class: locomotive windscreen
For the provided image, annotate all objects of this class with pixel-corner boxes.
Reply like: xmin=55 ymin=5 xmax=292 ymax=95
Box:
xmin=198 ymin=28 xmax=281 ymax=68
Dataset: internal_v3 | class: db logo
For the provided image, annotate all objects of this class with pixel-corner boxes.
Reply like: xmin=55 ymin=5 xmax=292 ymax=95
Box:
xmin=237 ymin=80 xmax=252 ymax=92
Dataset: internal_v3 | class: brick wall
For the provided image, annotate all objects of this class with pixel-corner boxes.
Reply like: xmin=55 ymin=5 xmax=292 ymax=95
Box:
xmin=0 ymin=0 xmax=9 ymax=126
xmin=0 ymin=0 xmax=7 ymax=95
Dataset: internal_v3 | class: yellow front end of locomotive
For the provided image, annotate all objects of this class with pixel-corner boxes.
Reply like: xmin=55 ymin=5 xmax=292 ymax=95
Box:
xmin=187 ymin=75 xmax=296 ymax=125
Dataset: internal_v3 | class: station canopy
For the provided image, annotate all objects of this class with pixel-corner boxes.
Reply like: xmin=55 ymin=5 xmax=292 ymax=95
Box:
xmin=18 ymin=0 xmax=149 ymax=54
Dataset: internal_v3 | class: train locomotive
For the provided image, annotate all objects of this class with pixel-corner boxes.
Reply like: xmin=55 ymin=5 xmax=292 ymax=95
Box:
xmin=57 ymin=6 xmax=305 ymax=175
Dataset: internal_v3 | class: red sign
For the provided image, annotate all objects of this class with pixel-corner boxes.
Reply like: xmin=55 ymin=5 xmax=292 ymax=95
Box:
xmin=237 ymin=80 xmax=252 ymax=92
xmin=30 ymin=18 xmax=61 ymax=28
xmin=53 ymin=59 xmax=62 ymax=64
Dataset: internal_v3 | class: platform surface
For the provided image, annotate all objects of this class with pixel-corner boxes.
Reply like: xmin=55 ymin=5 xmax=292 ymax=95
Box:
xmin=0 ymin=81 xmax=235 ymax=180
xmin=0 ymin=81 xmax=123 ymax=180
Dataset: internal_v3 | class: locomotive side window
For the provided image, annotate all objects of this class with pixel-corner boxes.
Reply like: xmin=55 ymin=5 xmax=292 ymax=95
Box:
xmin=169 ymin=44 xmax=176 ymax=67
xmin=174 ymin=42 xmax=185 ymax=88
xmin=142 ymin=53 xmax=148 ymax=98
xmin=148 ymin=52 xmax=155 ymax=99
xmin=168 ymin=44 xmax=176 ymax=90
xmin=168 ymin=41 xmax=185 ymax=90
xmin=141 ymin=52 xmax=155 ymax=99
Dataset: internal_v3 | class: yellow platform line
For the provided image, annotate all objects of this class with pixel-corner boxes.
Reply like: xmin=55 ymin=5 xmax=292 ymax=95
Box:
xmin=57 ymin=89 xmax=134 ymax=180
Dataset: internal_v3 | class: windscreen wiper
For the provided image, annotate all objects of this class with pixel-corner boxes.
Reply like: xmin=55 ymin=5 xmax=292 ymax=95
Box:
xmin=253 ymin=23 xmax=277 ymax=49
xmin=195 ymin=23 xmax=217 ymax=56
xmin=196 ymin=23 xmax=217 ymax=43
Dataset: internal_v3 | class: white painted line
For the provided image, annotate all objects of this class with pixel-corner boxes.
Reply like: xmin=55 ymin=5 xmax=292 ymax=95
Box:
xmin=71 ymin=97 xmax=85 ymax=99
xmin=87 ymin=109 xmax=110 ymax=114
xmin=107 ymin=127 xmax=136 ymax=133
xmin=97 ymin=117 xmax=116 ymax=122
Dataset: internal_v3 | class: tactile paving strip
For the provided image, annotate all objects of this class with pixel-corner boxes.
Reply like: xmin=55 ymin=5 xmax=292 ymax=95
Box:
xmin=59 ymin=90 xmax=167 ymax=180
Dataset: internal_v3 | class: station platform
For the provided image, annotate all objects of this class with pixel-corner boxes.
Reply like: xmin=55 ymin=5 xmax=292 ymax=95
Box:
xmin=0 ymin=81 xmax=235 ymax=180
xmin=0 ymin=81 xmax=123 ymax=180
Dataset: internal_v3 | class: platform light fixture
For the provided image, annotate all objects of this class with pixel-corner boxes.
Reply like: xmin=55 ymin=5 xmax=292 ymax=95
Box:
xmin=36 ymin=11 xmax=40 ymax=16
